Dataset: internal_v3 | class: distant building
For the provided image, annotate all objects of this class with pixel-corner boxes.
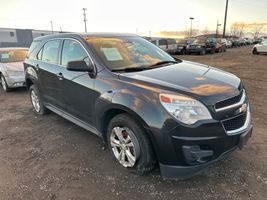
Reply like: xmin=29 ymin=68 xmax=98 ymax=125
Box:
xmin=0 ymin=28 xmax=64 ymax=47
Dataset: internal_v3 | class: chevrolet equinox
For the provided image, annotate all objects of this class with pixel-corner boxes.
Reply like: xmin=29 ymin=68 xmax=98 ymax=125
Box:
xmin=24 ymin=33 xmax=253 ymax=179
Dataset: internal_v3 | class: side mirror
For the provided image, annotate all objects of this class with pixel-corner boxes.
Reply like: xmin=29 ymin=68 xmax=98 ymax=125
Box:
xmin=67 ymin=60 xmax=94 ymax=72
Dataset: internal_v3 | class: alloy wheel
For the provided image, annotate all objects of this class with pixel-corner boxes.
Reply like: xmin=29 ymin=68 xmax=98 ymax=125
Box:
xmin=30 ymin=89 xmax=41 ymax=113
xmin=110 ymin=126 xmax=140 ymax=167
xmin=1 ymin=76 xmax=7 ymax=91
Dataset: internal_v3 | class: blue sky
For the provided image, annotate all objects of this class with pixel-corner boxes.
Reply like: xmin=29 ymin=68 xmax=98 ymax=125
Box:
xmin=0 ymin=0 xmax=266 ymax=34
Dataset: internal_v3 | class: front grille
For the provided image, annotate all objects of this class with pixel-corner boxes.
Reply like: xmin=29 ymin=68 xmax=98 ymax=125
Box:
xmin=222 ymin=113 xmax=247 ymax=132
xmin=215 ymin=90 xmax=243 ymax=110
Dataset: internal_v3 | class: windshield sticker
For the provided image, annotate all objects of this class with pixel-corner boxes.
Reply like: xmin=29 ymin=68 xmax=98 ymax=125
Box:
xmin=101 ymin=48 xmax=123 ymax=61
xmin=1 ymin=53 xmax=9 ymax=59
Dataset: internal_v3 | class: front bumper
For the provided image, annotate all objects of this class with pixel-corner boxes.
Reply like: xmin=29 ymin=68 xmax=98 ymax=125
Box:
xmin=159 ymin=124 xmax=253 ymax=179
xmin=5 ymin=75 xmax=25 ymax=88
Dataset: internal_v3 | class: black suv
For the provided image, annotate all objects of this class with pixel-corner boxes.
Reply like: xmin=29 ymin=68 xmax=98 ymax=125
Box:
xmin=187 ymin=37 xmax=216 ymax=55
xmin=24 ymin=33 xmax=252 ymax=179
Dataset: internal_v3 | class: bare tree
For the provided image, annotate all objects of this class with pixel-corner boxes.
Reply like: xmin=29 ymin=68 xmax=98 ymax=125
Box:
xmin=230 ymin=22 xmax=245 ymax=37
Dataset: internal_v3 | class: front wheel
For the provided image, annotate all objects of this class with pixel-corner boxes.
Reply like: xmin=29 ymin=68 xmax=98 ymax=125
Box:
xmin=107 ymin=114 xmax=156 ymax=175
xmin=1 ymin=75 xmax=11 ymax=92
xmin=29 ymin=85 xmax=49 ymax=115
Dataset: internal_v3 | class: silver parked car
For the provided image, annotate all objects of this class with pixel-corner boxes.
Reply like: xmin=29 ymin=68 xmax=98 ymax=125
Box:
xmin=0 ymin=47 xmax=28 ymax=92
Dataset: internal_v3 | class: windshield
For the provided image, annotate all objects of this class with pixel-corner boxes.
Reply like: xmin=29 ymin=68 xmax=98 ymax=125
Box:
xmin=0 ymin=50 xmax=28 ymax=63
xmin=176 ymin=39 xmax=187 ymax=44
xmin=84 ymin=36 xmax=175 ymax=71
xmin=192 ymin=38 xmax=206 ymax=44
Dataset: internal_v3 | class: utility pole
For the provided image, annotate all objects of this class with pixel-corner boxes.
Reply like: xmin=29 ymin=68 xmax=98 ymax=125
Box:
xmin=189 ymin=17 xmax=194 ymax=37
xmin=216 ymin=20 xmax=221 ymax=37
xmin=223 ymin=0 xmax=229 ymax=38
xmin=50 ymin=21 xmax=54 ymax=34
xmin=82 ymin=8 xmax=87 ymax=33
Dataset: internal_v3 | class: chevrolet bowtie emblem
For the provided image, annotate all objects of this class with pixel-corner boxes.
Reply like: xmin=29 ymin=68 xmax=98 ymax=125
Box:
xmin=239 ymin=103 xmax=247 ymax=113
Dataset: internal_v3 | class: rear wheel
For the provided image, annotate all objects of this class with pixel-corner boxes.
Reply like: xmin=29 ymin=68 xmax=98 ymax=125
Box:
xmin=1 ymin=75 xmax=11 ymax=92
xmin=107 ymin=114 xmax=156 ymax=175
xmin=29 ymin=85 xmax=49 ymax=115
xmin=252 ymin=48 xmax=259 ymax=55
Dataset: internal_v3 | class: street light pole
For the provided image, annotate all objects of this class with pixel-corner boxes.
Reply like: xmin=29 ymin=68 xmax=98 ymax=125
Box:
xmin=189 ymin=17 xmax=194 ymax=37
xmin=82 ymin=8 xmax=87 ymax=33
xmin=216 ymin=20 xmax=221 ymax=37
xmin=223 ymin=0 xmax=229 ymax=38
xmin=50 ymin=21 xmax=54 ymax=34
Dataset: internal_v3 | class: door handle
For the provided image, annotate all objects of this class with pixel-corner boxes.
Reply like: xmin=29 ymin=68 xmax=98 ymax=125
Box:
xmin=56 ymin=72 xmax=64 ymax=80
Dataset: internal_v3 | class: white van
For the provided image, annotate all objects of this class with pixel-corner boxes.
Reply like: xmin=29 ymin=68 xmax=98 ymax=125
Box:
xmin=150 ymin=38 xmax=177 ymax=54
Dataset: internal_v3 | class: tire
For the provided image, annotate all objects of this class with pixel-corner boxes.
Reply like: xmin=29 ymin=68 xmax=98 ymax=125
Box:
xmin=200 ymin=49 xmax=206 ymax=55
xmin=252 ymin=48 xmax=259 ymax=55
xmin=29 ymin=84 xmax=49 ymax=115
xmin=211 ymin=48 xmax=215 ymax=54
xmin=107 ymin=114 xmax=156 ymax=175
xmin=1 ymin=75 xmax=11 ymax=92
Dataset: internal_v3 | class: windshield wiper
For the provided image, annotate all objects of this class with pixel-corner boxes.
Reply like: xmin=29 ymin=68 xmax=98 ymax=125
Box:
xmin=147 ymin=60 xmax=178 ymax=68
xmin=111 ymin=67 xmax=148 ymax=72
xmin=111 ymin=60 xmax=179 ymax=73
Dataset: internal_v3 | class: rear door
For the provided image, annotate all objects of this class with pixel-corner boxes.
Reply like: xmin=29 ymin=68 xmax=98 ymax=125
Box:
xmin=37 ymin=39 xmax=64 ymax=108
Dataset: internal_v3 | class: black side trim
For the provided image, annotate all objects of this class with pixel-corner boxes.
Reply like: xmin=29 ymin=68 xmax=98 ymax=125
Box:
xmin=45 ymin=104 xmax=102 ymax=138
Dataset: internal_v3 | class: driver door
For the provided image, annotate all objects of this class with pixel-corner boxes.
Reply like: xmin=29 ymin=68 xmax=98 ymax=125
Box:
xmin=59 ymin=39 xmax=98 ymax=124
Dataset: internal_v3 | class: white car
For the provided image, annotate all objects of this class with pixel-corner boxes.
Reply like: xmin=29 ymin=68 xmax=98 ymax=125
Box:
xmin=150 ymin=38 xmax=177 ymax=54
xmin=252 ymin=40 xmax=267 ymax=54
xmin=0 ymin=47 xmax=28 ymax=92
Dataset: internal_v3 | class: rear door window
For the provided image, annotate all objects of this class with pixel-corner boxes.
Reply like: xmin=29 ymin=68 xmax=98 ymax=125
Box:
xmin=41 ymin=40 xmax=61 ymax=64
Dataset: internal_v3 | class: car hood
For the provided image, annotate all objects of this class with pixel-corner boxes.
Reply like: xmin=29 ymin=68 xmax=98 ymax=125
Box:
xmin=2 ymin=62 xmax=24 ymax=71
xmin=119 ymin=61 xmax=241 ymax=105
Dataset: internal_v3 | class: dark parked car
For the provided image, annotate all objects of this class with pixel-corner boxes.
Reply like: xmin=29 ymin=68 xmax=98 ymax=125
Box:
xmin=230 ymin=39 xmax=241 ymax=47
xmin=175 ymin=38 xmax=194 ymax=55
xmin=24 ymin=33 xmax=253 ymax=179
xmin=187 ymin=37 xmax=216 ymax=55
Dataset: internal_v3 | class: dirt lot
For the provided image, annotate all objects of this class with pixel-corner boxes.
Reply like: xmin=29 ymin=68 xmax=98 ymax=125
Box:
xmin=0 ymin=46 xmax=266 ymax=200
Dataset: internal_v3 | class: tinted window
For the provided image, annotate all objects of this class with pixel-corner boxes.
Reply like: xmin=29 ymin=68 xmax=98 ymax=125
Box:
xmin=61 ymin=39 xmax=89 ymax=66
xmin=159 ymin=39 xmax=167 ymax=46
xmin=28 ymin=41 xmax=41 ymax=59
xmin=42 ymin=40 xmax=61 ymax=64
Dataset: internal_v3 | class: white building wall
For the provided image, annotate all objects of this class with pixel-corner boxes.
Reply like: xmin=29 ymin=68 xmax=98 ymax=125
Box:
xmin=0 ymin=28 xmax=18 ymax=42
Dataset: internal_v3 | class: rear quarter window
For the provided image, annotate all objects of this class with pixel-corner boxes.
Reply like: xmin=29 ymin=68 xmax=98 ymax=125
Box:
xmin=28 ymin=41 xmax=41 ymax=59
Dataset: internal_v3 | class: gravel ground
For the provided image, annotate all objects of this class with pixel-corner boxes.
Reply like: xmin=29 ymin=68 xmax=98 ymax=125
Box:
xmin=0 ymin=46 xmax=266 ymax=200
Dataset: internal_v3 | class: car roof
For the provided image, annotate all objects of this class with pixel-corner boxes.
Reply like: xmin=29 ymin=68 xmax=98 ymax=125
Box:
xmin=0 ymin=47 xmax=28 ymax=52
xmin=33 ymin=32 xmax=138 ymax=42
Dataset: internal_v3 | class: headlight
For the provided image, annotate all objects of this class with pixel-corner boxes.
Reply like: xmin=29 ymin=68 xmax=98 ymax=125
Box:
xmin=159 ymin=93 xmax=212 ymax=125
xmin=197 ymin=45 xmax=202 ymax=48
